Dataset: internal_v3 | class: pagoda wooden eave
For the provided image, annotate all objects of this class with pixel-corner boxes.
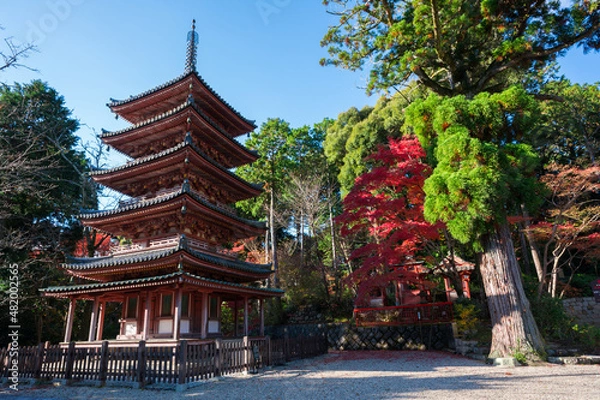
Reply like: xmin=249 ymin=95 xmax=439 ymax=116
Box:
xmin=79 ymin=186 xmax=266 ymax=241
xmin=61 ymin=242 xmax=272 ymax=283
xmin=91 ymin=140 xmax=262 ymax=201
xmin=107 ymin=71 xmax=256 ymax=136
xmin=100 ymin=100 xmax=257 ymax=167
xmin=41 ymin=270 xmax=284 ymax=300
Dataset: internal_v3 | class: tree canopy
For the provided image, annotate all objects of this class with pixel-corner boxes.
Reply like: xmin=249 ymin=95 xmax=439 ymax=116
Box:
xmin=338 ymin=136 xmax=443 ymax=302
xmin=405 ymin=86 xmax=543 ymax=248
xmin=322 ymin=0 xmax=600 ymax=96
xmin=324 ymin=83 xmax=426 ymax=194
xmin=0 ymin=80 xmax=92 ymax=344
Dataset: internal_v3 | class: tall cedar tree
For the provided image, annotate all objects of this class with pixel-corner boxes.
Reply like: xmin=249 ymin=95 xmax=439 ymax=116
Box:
xmin=338 ymin=136 xmax=442 ymax=305
xmin=322 ymin=0 xmax=600 ymax=360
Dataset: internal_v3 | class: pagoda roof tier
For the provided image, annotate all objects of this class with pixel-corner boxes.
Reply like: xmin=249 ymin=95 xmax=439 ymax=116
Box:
xmin=61 ymin=236 xmax=272 ymax=283
xmin=41 ymin=270 xmax=284 ymax=300
xmin=79 ymin=184 xmax=266 ymax=244
xmin=101 ymin=100 xmax=257 ymax=167
xmin=91 ymin=139 xmax=262 ymax=201
xmin=107 ymin=72 xmax=256 ymax=136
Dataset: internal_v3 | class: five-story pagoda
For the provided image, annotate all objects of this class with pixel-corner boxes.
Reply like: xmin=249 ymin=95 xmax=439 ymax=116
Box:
xmin=42 ymin=21 xmax=282 ymax=343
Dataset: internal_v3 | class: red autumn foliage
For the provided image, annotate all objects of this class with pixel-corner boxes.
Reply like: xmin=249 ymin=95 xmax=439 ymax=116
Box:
xmin=73 ymin=231 xmax=112 ymax=257
xmin=337 ymin=136 xmax=444 ymax=304
xmin=527 ymin=164 xmax=600 ymax=296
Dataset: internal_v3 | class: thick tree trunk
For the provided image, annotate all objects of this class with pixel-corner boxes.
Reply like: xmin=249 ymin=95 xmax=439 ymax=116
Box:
xmin=479 ymin=222 xmax=545 ymax=361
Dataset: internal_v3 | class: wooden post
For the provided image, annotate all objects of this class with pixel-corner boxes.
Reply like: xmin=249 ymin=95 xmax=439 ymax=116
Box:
xmin=142 ymin=293 xmax=151 ymax=340
xmin=34 ymin=342 xmax=46 ymax=379
xmin=64 ymin=298 xmax=76 ymax=343
xmin=243 ymin=297 xmax=249 ymax=336
xmin=201 ymin=292 xmax=208 ymax=339
xmin=215 ymin=338 xmax=222 ymax=377
xmin=65 ymin=341 xmax=75 ymax=382
xmin=259 ymin=299 xmax=265 ymax=337
xmin=243 ymin=336 xmax=249 ymax=372
xmin=178 ymin=340 xmax=187 ymax=386
xmin=99 ymin=340 xmax=109 ymax=383
xmin=234 ymin=300 xmax=239 ymax=337
xmin=443 ymin=277 xmax=452 ymax=302
xmin=266 ymin=335 xmax=271 ymax=367
xmin=284 ymin=329 xmax=290 ymax=362
xmin=174 ymin=287 xmax=182 ymax=340
xmin=461 ymin=273 xmax=472 ymax=298
xmin=88 ymin=298 xmax=99 ymax=342
xmin=95 ymin=301 xmax=106 ymax=341
xmin=137 ymin=340 xmax=146 ymax=388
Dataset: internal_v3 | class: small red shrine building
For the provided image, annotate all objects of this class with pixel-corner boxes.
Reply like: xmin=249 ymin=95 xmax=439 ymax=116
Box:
xmin=42 ymin=21 xmax=283 ymax=342
xmin=362 ymin=257 xmax=475 ymax=308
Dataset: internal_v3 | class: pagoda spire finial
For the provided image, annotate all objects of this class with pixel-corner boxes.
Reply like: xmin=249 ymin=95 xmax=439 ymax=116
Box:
xmin=185 ymin=19 xmax=198 ymax=73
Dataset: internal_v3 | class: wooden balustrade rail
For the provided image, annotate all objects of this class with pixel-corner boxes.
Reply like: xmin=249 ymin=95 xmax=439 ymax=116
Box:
xmin=353 ymin=302 xmax=454 ymax=327
xmin=0 ymin=335 xmax=327 ymax=389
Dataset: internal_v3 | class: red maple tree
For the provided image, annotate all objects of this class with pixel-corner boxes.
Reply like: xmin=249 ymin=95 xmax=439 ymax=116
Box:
xmin=337 ymin=136 xmax=443 ymax=305
xmin=72 ymin=229 xmax=112 ymax=257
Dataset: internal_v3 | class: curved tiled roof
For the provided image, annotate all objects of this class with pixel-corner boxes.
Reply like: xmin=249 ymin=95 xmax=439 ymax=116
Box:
xmin=79 ymin=184 xmax=266 ymax=230
xmin=107 ymin=71 xmax=256 ymax=129
xmin=64 ymin=247 xmax=175 ymax=269
xmin=41 ymin=270 xmax=284 ymax=297
xmin=63 ymin=239 xmax=272 ymax=276
xmin=90 ymin=138 xmax=262 ymax=192
xmin=100 ymin=99 xmax=257 ymax=159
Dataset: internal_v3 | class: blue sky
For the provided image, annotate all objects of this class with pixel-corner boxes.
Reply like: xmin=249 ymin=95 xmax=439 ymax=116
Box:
xmin=1 ymin=0 xmax=600 ymax=159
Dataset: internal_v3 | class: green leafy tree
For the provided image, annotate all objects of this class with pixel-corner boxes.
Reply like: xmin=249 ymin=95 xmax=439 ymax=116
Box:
xmin=325 ymin=84 xmax=425 ymax=194
xmin=0 ymin=80 xmax=92 ymax=344
xmin=535 ymin=80 xmax=600 ymax=167
xmin=324 ymin=105 xmax=373 ymax=181
xmin=322 ymin=0 xmax=600 ymax=96
xmin=237 ymin=118 xmax=296 ymax=285
xmin=322 ymin=0 xmax=600 ymax=361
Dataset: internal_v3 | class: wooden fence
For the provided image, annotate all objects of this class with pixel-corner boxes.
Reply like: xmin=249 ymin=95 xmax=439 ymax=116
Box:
xmin=0 ymin=335 xmax=327 ymax=389
xmin=353 ymin=302 xmax=454 ymax=327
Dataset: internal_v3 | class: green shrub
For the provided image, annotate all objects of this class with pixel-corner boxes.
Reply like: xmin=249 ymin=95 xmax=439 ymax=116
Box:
xmin=568 ymin=274 xmax=597 ymax=297
xmin=572 ymin=324 xmax=600 ymax=353
xmin=530 ymin=294 xmax=576 ymax=342
xmin=453 ymin=298 xmax=483 ymax=340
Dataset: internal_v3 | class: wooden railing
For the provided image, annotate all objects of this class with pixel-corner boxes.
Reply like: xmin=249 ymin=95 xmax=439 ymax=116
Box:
xmin=0 ymin=335 xmax=327 ymax=389
xmin=353 ymin=302 xmax=454 ymax=327
xmin=111 ymin=236 xmax=237 ymax=260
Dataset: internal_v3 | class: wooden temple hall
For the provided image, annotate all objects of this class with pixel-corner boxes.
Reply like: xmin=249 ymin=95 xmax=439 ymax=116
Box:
xmin=41 ymin=21 xmax=283 ymax=343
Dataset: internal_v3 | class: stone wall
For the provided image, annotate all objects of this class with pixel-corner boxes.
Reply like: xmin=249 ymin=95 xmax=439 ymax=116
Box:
xmin=266 ymin=322 xmax=453 ymax=351
xmin=563 ymin=297 xmax=600 ymax=327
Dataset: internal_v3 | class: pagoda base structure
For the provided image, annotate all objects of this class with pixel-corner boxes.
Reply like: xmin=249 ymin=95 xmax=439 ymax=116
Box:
xmin=48 ymin=271 xmax=277 ymax=342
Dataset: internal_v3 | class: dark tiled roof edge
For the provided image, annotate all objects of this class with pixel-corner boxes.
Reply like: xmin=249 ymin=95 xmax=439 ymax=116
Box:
xmin=107 ymin=71 xmax=256 ymax=129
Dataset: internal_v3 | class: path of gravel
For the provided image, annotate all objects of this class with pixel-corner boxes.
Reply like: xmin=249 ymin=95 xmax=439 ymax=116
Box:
xmin=1 ymin=351 xmax=599 ymax=400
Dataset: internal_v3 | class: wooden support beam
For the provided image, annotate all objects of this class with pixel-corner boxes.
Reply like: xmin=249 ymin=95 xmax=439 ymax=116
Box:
xmin=234 ymin=300 xmax=239 ymax=337
xmin=95 ymin=301 xmax=106 ymax=341
xmin=64 ymin=298 xmax=76 ymax=343
xmin=88 ymin=298 xmax=99 ymax=341
xmin=142 ymin=292 xmax=151 ymax=340
xmin=201 ymin=292 xmax=208 ymax=339
xmin=243 ymin=296 xmax=249 ymax=336
xmin=259 ymin=298 xmax=265 ymax=337
xmin=173 ymin=287 xmax=183 ymax=340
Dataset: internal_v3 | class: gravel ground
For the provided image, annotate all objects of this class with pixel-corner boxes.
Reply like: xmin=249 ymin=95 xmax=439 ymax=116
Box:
xmin=1 ymin=351 xmax=599 ymax=400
